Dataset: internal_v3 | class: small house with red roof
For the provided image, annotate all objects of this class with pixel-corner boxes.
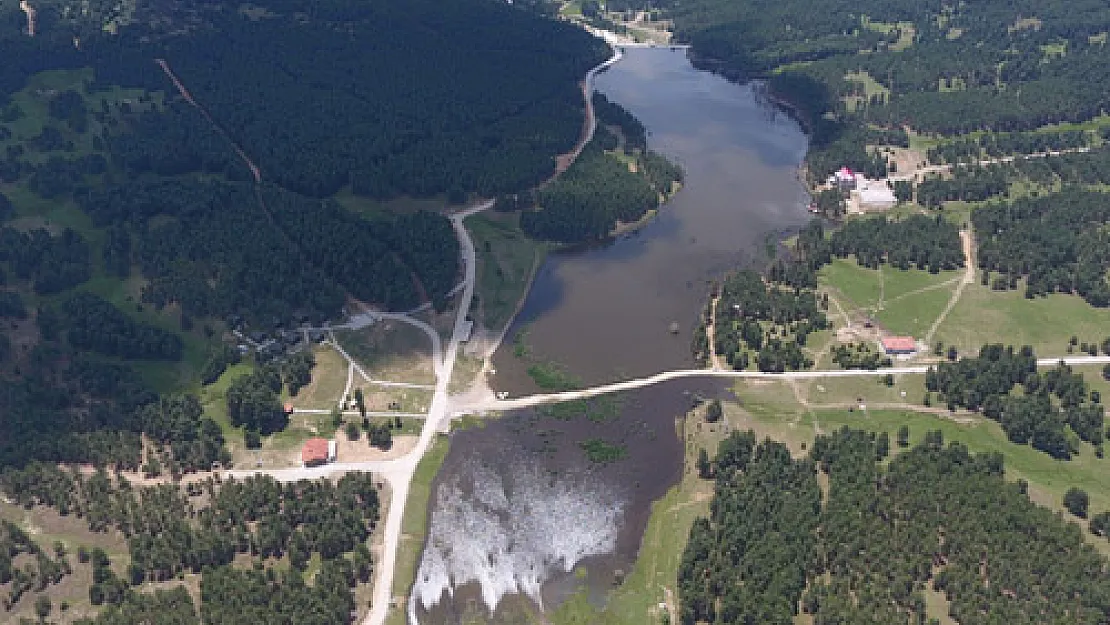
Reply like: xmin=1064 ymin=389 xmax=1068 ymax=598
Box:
xmin=881 ymin=336 xmax=917 ymax=355
xmin=301 ymin=438 xmax=335 ymax=467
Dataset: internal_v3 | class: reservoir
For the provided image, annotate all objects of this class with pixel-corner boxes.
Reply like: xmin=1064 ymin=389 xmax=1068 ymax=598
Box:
xmin=492 ymin=46 xmax=811 ymax=392
xmin=411 ymin=47 xmax=810 ymax=623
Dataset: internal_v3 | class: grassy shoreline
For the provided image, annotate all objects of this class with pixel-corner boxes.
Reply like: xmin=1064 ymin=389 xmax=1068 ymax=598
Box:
xmin=384 ymin=434 xmax=450 ymax=625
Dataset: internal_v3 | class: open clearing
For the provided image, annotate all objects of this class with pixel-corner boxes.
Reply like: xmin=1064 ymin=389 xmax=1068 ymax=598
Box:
xmin=819 ymin=258 xmax=959 ymax=337
xmin=932 ymin=282 xmax=1110 ymax=358
xmin=0 ymin=68 xmax=162 ymax=163
xmin=819 ymin=258 xmax=960 ymax=311
xmin=336 ymin=320 xmax=436 ymax=386
xmin=198 ymin=361 xmax=256 ymax=452
xmin=292 ymin=346 xmax=349 ymax=410
xmin=873 ymin=286 xmax=955 ymax=338
xmin=0 ymin=503 xmax=130 ymax=622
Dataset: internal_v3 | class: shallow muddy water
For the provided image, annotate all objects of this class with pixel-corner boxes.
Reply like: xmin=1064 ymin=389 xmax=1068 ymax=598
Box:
xmin=410 ymin=377 xmax=732 ymax=624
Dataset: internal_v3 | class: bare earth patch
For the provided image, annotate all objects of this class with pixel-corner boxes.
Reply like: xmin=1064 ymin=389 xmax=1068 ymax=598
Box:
xmin=336 ymin=433 xmax=417 ymax=463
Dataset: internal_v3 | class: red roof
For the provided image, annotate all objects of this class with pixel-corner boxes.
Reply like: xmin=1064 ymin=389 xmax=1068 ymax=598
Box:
xmin=301 ymin=438 xmax=330 ymax=465
xmin=881 ymin=336 xmax=917 ymax=352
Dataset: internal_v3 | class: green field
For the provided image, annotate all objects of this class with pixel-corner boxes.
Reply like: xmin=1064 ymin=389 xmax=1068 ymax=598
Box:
xmin=466 ymin=212 xmax=544 ymax=335
xmin=333 ymin=188 xmax=448 ymax=220
xmin=198 ymin=362 xmax=256 ymax=446
xmin=933 ymin=282 xmax=1110 ymax=358
xmin=559 ymin=1 xmax=583 ymax=17
xmin=819 ymin=258 xmax=960 ymax=336
xmin=819 ymin=258 xmax=958 ymax=308
xmin=860 ymin=17 xmax=915 ymax=50
xmin=1 ymin=68 xmax=160 ymax=163
xmin=795 ymin=372 xmax=928 ymax=407
xmin=873 ymin=284 xmax=954 ymax=338
xmin=386 ymin=434 xmax=450 ymax=625
xmin=293 ymin=346 xmax=348 ymax=410
xmin=335 ymin=320 xmax=436 ymax=386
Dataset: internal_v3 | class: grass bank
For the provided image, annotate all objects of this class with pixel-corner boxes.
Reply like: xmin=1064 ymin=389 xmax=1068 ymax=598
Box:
xmin=466 ymin=212 xmax=545 ymax=336
xmin=385 ymin=434 xmax=450 ymax=625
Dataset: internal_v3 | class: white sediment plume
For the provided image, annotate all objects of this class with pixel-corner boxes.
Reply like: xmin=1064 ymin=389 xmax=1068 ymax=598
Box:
xmin=409 ymin=458 xmax=624 ymax=623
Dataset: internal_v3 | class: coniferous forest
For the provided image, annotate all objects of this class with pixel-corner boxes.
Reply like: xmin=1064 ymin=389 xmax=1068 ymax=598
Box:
xmin=661 ymin=0 xmax=1110 ymax=181
xmin=0 ymin=0 xmax=619 ymax=617
xmin=0 ymin=0 xmax=613 ymax=476
xmin=681 ymin=428 xmax=1110 ymax=625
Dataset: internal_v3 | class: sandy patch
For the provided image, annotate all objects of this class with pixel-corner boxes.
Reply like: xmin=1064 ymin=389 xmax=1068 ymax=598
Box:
xmin=336 ymin=433 xmax=417 ymax=463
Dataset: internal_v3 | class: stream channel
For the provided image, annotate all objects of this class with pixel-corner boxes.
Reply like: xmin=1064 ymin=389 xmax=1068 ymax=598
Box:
xmin=410 ymin=46 xmax=811 ymax=624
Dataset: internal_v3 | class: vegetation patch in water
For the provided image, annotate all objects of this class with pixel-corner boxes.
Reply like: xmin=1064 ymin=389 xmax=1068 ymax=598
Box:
xmin=527 ymin=361 xmax=583 ymax=391
xmin=538 ymin=396 xmax=621 ymax=422
xmin=579 ymin=438 xmax=628 ymax=464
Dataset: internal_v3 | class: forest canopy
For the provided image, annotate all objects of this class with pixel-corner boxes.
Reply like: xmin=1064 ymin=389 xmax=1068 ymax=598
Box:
xmin=664 ymin=0 xmax=1110 ymax=179
xmin=681 ymin=427 xmax=1110 ymax=624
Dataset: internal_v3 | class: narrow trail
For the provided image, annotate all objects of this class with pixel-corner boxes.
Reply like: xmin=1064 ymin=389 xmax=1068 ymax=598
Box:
xmin=155 ymin=59 xmax=262 ymax=183
xmin=884 ymin=146 xmax=1094 ymax=185
xmin=545 ymin=47 xmax=624 ymax=185
xmin=877 ymin=263 xmax=885 ymax=309
xmin=924 ymin=228 xmax=975 ymax=345
xmin=827 ymin=293 xmax=851 ymax=328
xmin=706 ymin=296 xmax=723 ymax=370
xmin=342 ymin=361 xmax=354 ymax=408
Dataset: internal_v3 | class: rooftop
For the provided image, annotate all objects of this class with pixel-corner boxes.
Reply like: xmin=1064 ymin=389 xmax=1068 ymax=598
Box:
xmin=301 ymin=437 xmax=330 ymax=465
xmin=881 ymin=336 xmax=917 ymax=353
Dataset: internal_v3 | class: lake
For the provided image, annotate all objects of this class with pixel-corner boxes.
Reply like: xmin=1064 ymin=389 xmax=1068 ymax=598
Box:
xmin=491 ymin=46 xmax=811 ymax=393
xmin=410 ymin=46 xmax=810 ymax=624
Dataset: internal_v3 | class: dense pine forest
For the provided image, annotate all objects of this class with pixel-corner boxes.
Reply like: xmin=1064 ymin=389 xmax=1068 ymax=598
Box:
xmin=0 ymin=0 xmax=618 ymax=475
xmin=521 ymin=98 xmax=683 ymax=243
xmin=710 ymin=269 xmax=827 ymax=372
xmin=660 ymin=0 xmax=1110 ymax=181
xmin=681 ymin=428 xmax=1110 ymax=625
xmin=974 ymin=189 xmax=1110 ymax=307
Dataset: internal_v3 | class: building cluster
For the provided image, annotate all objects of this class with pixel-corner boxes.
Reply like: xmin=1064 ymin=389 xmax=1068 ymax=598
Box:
xmin=826 ymin=166 xmax=898 ymax=213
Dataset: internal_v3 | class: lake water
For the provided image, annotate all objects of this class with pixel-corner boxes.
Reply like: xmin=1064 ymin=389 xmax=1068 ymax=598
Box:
xmin=492 ymin=47 xmax=811 ymax=393
xmin=410 ymin=47 xmax=810 ymax=623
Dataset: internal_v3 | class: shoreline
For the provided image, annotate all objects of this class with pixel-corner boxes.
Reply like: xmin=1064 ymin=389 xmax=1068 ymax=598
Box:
xmin=450 ymin=35 xmax=632 ymax=403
